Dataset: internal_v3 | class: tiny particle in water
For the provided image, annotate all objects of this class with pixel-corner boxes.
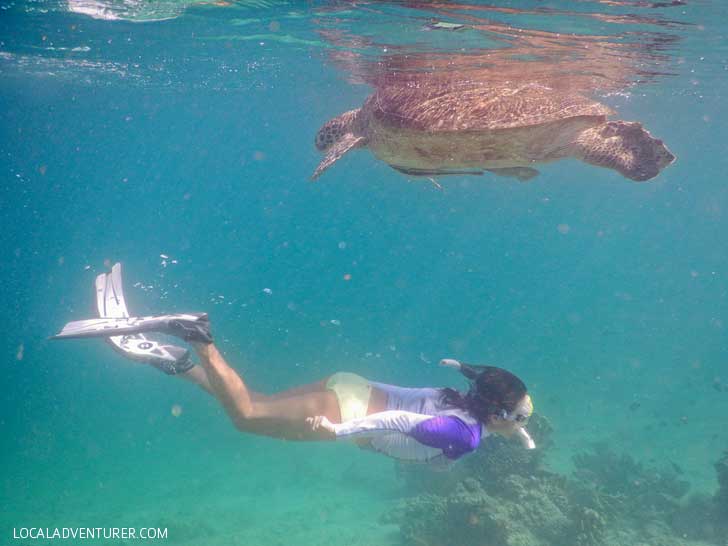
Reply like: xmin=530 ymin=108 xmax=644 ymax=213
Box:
xmin=263 ymin=288 xmax=272 ymax=295
xmin=171 ymin=404 xmax=183 ymax=417
xmin=330 ymin=319 xmax=341 ymax=326
xmin=557 ymin=223 xmax=570 ymax=234
xmin=16 ymin=343 xmax=24 ymax=361
xmin=84 ymin=265 xmax=91 ymax=270
xmin=343 ymin=273 xmax=352 ymax=281
xmin=160 ymin=254 xmax=169 ymax=259
xmin=338 ymin=241 xmax=347 ymax=250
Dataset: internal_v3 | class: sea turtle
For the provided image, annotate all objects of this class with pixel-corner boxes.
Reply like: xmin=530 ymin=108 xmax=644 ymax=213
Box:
xmin=312 ymin=83 xmax=675 ymax=182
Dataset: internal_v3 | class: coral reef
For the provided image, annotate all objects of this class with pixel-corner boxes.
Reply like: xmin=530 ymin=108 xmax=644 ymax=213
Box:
xmin=672 ymin=450 xmax=728 ymax=545
xmin=386 ymin=414 xmax=723 ymax=546
xmin=571 ymin=442 xmax=689 ymax=522
xmin=714 ymin=451 xmax=728 ymax=517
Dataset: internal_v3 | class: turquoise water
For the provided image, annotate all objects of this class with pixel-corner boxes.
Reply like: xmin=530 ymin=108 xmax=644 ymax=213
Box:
xmin=2 ymin=1 xmax=727 ymax=545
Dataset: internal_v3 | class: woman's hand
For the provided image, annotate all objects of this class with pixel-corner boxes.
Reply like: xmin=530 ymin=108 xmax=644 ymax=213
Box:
xmin=306 ymin=415 xmax=336 ymax=434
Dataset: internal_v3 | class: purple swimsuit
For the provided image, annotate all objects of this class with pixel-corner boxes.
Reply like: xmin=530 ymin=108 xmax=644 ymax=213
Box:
xmin=332 ymin=383 xmax=486 ymax=462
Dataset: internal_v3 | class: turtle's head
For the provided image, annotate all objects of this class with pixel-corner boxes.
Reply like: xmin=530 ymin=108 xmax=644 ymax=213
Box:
xmin=315 ymin=109 xmax=360 ymax=151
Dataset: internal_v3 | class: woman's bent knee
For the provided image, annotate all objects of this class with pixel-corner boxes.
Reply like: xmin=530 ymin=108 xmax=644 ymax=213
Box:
xmin=234 ymin=418 xmax=252 ymax=432
xmin=231 ymin=402 xmax=274 ymax=432
xmin=233 ymin=414 xmax=264 ymax=433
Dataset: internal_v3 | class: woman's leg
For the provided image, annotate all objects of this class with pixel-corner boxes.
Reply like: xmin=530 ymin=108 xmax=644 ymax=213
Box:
xmin=192 ymin=343 xmax=341 ymax=441
xmin=178 ymin=365 xmax=214 ymax=395
xmin=179 ymin=364 xmax=328 ymax=401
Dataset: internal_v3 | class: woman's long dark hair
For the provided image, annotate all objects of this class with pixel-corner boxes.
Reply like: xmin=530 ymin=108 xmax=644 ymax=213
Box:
xmin=440 ymin=364 xmax=527 ymax=423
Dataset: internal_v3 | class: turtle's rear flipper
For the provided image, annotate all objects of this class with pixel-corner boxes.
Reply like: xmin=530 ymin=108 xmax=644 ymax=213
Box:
xmin=486 ymin=167 xmax=540 ymax=182
xmin=311 ymin=134 xmax=365 ymax=181
xmin=574 ymin=121 xmax=675 ymax=182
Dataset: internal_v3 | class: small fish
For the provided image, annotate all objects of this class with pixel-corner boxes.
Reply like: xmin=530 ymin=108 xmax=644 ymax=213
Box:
xmin=629 ymin=401 xmax=641 ymax=412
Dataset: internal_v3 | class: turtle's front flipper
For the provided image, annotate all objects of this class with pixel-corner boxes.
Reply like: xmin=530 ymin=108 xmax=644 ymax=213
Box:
xmin=311 ymin=134 xmax=365 ymax=181
xmin=486 ymin=167 xmax=540 ymax=182
xmin=572 ymin=121 xmax=675 ymax=181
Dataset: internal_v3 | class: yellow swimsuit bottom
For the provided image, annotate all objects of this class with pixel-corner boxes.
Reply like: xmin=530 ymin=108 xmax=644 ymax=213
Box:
xmin=325 ymin=372 xmax=372 ymax=422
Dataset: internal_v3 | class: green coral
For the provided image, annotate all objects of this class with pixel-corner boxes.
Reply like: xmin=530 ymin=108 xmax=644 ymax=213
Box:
xmin=572 ymin=444 xmax=689 ymax=524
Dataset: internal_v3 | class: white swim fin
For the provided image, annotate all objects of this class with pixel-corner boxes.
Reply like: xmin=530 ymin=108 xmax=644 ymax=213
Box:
xmin=51 ymin=263 xmax=210 ymax=374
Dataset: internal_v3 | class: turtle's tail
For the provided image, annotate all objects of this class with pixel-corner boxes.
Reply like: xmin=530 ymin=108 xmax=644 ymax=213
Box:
xmin=574 ymin=121 xmax=675 ymax=181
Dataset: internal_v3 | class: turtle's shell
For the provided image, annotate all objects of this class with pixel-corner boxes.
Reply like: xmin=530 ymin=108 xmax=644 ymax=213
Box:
xmin=363 ymin=83 xmax=613 ymax=132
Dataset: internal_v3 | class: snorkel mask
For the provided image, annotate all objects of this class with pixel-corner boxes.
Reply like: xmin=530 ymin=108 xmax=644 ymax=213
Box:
xmin=440 ymin=358 xmax=536 ymax=450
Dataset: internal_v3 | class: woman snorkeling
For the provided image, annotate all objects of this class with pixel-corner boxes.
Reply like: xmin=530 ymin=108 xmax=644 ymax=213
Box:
xmin=53 ymin=264 xmax=535 ymax=463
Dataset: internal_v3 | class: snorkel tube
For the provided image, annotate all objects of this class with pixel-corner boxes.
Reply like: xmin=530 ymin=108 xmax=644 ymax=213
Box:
xmin=439 ymin=358 xmax=536 ymax=450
